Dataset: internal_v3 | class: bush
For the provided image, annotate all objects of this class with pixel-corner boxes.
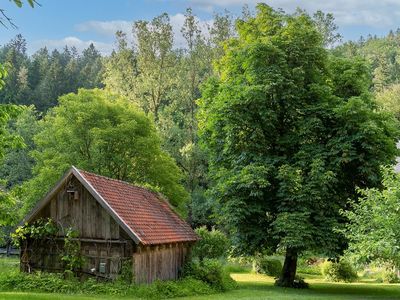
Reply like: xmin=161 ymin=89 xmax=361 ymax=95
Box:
xmin=192 ymin=227 xmax=230 ymax=261
xmin=133 ymin=278 xmax=214 ymax=299
xmin=321 ymin=260 xmax=358 ymax=282
xmin=0 ymin=269 xmax=217 ymax=298
xmin=382 ymin=270 xmax=400 ymax=283
xmin=253 ymin=257 xmax=282 ymax=277
xmin=183 ymin=258 xmax=237 ymax=291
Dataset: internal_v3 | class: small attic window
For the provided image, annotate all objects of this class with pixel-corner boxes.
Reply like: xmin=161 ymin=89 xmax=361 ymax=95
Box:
xmin=67 ymin=190 xmax=79 ymax=200
xmin=66 ymin=184 xmax=79 ymax=200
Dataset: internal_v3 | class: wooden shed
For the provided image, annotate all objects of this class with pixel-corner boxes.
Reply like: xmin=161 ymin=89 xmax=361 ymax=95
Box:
xmin=20 ymin=166 xmax=198 ymax=283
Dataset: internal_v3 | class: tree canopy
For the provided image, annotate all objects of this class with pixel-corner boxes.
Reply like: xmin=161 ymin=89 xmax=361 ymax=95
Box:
xmin=20 ymin=89 xmax=188 ymax=216
xmin=198 ymin=3 xmax=399 ymax=287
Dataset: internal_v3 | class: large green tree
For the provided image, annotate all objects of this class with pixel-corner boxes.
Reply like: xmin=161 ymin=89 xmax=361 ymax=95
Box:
xmin=20 ymin=89 xmax=188 ymax=216
xmin=133 ymin=13 xmax=177 ymax=120
xmin=198 ymin=4 xmax=399 ymax=287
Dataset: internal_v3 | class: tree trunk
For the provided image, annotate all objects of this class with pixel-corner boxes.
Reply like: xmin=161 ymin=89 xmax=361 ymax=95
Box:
xmin=276 ymin=247 xmax=298 ymax=287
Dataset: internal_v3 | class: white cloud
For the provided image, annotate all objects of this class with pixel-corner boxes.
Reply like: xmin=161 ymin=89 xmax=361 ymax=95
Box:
xmin=32 ymin=36 xmax=114 ymax=55
xmin=75 ymin=20 xmax=132 ymax=36
xmin=182 ymin=0 xmax=400 ymax=28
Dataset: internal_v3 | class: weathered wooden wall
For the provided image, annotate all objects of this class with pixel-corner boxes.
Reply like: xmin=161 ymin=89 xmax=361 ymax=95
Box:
xmin=34 ymin=176 xmax=120 ymax=240
xmin=133 ymin=243 xmax=191 ymax=284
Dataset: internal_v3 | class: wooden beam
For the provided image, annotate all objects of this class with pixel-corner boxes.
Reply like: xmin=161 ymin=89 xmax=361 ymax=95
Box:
xmin=54 ymin=237 xmax=128 ymax=244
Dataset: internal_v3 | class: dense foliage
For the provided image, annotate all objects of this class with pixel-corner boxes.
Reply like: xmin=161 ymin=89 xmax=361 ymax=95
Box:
xmin=0 ymin=35 xmax=103 ymax=111
xmin=0 ymin=269 xmax=217 ymax=298
xmin=382 ymin=269 xmax=400 ymax=283
xmin=0 ymin=106 xmax=38 ymax=188
xmin=343 ymin=167 xmax=400 ymax=270
xmin=0 ymin=64 xmax=24 ymax=230
xmin=321 ymin=260 xmax=358 ymax=282
xmin=11 ymin=218 xmax=58 ymax=247
xmin=183 ymin=259 xmax=237 ymax=292
xmin=376 ymin=83 xmax=400 ymax=120
xmin=19 ymin=89 xmax=188 ymax=215
xmin=253 ymin=257 xmax=282 ymax=277
xmin=198 ymin=4 xmax=399 ymax=287
xmin=191 ymin=227 xmax=230 ymax=261
xmin=334 ymin=30 xmax=400 ymax=91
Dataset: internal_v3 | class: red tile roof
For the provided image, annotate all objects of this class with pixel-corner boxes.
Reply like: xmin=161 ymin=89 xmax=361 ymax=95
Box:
xmin=78 ymin=169 xmax=198 ymax=245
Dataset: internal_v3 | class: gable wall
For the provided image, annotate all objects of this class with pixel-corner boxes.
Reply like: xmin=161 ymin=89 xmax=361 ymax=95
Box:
xmin=33 ymin=175 xmax=120 ymax=240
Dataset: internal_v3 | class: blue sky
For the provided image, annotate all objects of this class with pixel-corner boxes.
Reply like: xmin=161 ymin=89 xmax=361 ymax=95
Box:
xmin=1 ymin=0 xmax=399 ymax=55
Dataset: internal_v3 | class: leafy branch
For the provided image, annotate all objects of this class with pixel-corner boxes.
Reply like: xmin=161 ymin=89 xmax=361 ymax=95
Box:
xmin=0 ymin=0 xmax=39 ymax=29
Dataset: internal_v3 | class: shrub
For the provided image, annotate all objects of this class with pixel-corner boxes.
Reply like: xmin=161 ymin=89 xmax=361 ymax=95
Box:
xmin=183 ymin=258 xmax=237 ymax=291
xmin=0 ymin=270 xmax=216 ymax=298
xmin=321 ymin=260 xmax=358 ymax=282
xmin=253 ymin=257 xmax=282 ymax=277
xmin=382 ymin=270 xmax=400 ymax=283
xmin=192 ymin=227 xmax=230 ymax=261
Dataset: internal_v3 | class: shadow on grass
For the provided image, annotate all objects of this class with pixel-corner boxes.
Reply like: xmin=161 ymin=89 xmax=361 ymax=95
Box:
xmin=310 ymin=282 xmax=400 ymax=297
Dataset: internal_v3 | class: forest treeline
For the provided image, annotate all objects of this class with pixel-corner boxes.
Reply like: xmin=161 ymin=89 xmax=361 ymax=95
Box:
xmin=1 ymin=7 xmax=400 ymax=228
xmin=0 ymin=35 xmax=103 ymax=111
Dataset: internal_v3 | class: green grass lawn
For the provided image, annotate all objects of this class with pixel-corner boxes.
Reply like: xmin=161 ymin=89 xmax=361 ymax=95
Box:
xmin=1 ymin=257 xmax=399 ymax=300
xmin=1 ymin=273 xmax=400 ymax=300
xmin=179 ymin=274 xmax=400 ymax=300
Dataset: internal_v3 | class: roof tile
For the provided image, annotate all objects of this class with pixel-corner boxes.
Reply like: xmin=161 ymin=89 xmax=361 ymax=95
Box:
xmin=78 ymin=169 xmax=198 ymax=245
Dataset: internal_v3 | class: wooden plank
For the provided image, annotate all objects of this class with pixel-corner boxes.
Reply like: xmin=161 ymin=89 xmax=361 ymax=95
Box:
xmin=50 ymin=197 xmax=56 ymax=220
